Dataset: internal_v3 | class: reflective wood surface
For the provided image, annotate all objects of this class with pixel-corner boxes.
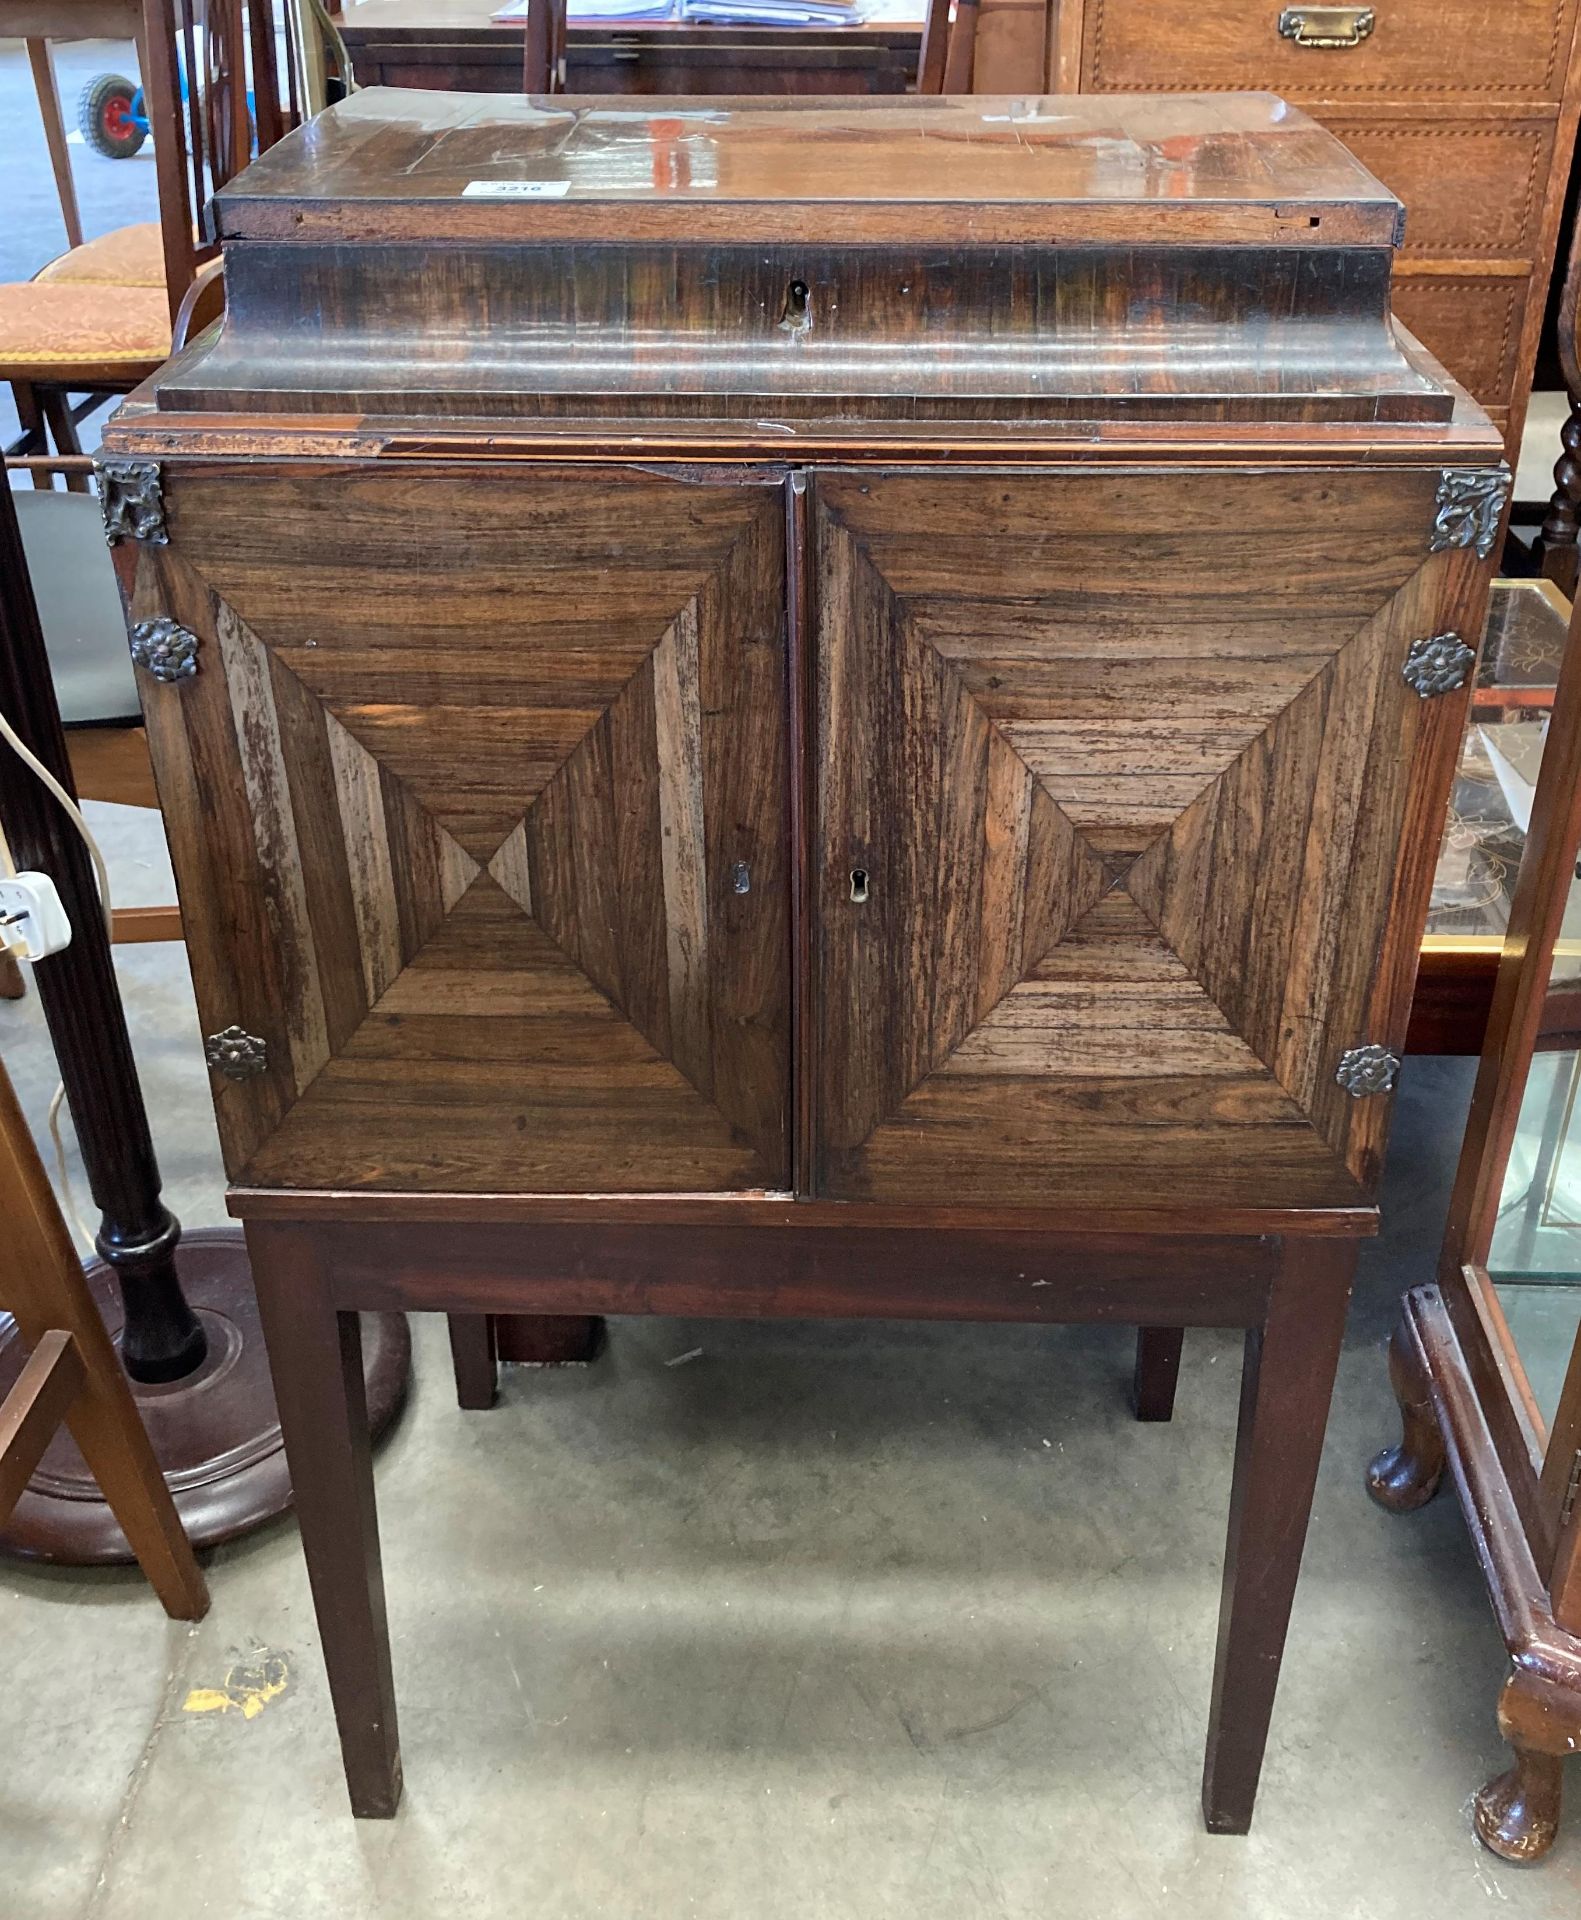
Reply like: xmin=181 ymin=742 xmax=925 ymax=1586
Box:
xmin=153 ymin=90 xmax=1453 ymax=423
xmin=219 ymin=88 xmax=1404 ymax=230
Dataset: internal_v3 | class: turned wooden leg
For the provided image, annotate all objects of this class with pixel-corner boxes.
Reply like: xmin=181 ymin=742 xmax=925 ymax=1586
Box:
xmin=1132 ymin=1326 xmax=1183 ymax=1422
xmin=1473 ymin=1669 xmax=1579 ymax=1863
xmin=448 ymin=1313 xmax=499 ymax=1410
xmin=247 ymin=1223 xmax=401 ymax=1818
xmin=1201 ymin=1236 xmax=1357 ymax=1835
xmin=1365 ymin=1312 xmax=1446 ymax=1513
xmin=1540 ymin=397 xmax=1581 ymax=599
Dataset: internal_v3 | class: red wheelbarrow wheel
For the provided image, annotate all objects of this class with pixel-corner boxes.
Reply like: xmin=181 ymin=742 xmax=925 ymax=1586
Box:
xmin=78 ymin=73 xmax=147 ymax=159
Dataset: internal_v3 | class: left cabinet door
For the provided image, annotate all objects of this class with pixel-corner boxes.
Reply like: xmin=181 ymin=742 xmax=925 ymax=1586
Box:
xmin=134 ymin=464 xmax=792 ymax=1195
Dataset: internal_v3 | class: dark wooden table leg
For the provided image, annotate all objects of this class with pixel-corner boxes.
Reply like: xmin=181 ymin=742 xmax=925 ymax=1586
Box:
xmin=1201 ymin=1235 xmax=1357 ymax=1834
xmin=247 ymin=1223 xmax=402 ymax=1818
xmin=448 ymin=1313 xmax=499 ymax=1410
xmin=493 ymin=1313 xmax=604 ymax=1365
xmin=1131 ymin=1327 xmax=1184 ymax=1421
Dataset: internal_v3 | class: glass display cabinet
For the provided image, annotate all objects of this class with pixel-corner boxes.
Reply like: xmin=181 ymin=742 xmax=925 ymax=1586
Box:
xmin=1371 ymin=575 xmax=1581 ymax=1864
xmin=1412 ymin=578 xmax=1570 ymax=1051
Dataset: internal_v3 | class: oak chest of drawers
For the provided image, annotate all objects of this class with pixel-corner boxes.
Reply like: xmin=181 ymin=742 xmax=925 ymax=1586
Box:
xmin=104 ymin=89 xmax=1503 ymax=1826
xmin=1050 ymin=0 xmax=1581 ymax=449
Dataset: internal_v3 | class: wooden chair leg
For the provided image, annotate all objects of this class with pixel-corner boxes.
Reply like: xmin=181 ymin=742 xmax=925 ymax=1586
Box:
xmin=448 ymin=1312 xmax=499 ymax=1410
xmin=0 ymin=950 xmax=25 ymax=998
xmin=1201 ymin=1236 xmax=1357 ymax=1834
xmin=0 ymin=1330 xmax=84 ymax=1520
xmin=55 ymin=1308 xmax=209 ymax=1618
xmin=25 ymin=38 xmax=83 ymax=250
xmin=38 ymin=390 xmax=89 ymax=495
xmin=1131 ymin=1326 xmax=1183 ymax=1421
xmin=11 ymin=382 xmax=53 ymax=488
xmin=0 ymin=1058 xmax=206 ymax=1615
xmin=247 ymin=1222 xmax=402 ymax=1817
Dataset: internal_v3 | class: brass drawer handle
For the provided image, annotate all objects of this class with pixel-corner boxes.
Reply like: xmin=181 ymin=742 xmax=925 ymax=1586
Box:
xmin=1278 ymin=5 xmax=1375 ymax=46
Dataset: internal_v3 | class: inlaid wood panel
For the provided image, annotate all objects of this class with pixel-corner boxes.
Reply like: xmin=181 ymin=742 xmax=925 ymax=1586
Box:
xmin=811 ymin=466 xmax=1480 ymax=1209
xmin=1391 ymin=275 xmax=1528 ymax=413
xmin=1324 ymin=120 xmax=1554 ymax=260
xmin=1082 ymin=0 xmax=1578 ymax=100
xmin=136 ymin=466 xmax=790 ymax=1193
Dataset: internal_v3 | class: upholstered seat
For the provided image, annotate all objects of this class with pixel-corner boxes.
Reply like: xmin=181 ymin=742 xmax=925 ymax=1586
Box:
xmin=33 ymin=223 xmax=167 ymax=290
xmin=0 ymin=282 xmax=170 ymax=381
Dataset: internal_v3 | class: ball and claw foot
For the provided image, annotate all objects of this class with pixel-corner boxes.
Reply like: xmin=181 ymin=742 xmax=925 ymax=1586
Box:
xmin=1474 ymin=1750 xmax=1563 ymax=1864
xmin=1365 ymin=1320 xmax=1446 ymax=1513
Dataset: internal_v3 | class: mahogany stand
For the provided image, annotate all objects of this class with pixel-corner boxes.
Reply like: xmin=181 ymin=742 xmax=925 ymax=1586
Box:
xmin=453 ymin=1317 xmax=603 ymax=1408
xmin=0 ymin=470 xmax=410 ymax=1564
xmin=253 ymin=1213 xmax=1358 ymax=1825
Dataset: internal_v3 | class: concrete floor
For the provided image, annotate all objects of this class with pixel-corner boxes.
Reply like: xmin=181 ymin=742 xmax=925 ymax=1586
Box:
xmin=0 ymin=805 xmax=1578 ymax=1918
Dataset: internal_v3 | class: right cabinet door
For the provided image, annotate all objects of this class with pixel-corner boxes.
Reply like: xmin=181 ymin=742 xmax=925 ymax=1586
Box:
xmin=809 ymin=465 xmax=1480 ymax=1210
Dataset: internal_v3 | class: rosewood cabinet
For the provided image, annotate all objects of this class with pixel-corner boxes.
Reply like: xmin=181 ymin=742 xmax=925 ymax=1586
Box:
xmin=137 ymin=457 xmax=1460 ymax=1214
xmin=103 ymin=90 xmax=1505 ymax=1829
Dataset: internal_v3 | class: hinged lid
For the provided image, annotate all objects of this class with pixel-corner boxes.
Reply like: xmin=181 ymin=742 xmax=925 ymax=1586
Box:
xmin=151 ymin=89 xmax=1457 ymax=426
xmin=216 ymin=89 xmax=1404 ymax=248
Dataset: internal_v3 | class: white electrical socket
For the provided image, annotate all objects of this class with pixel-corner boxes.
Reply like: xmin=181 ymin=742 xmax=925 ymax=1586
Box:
xmin=0 ymin=872 xmax=73 ymax=960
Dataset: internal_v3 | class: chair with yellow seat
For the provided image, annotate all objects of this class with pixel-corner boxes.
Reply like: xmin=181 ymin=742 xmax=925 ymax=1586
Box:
xmin=33 ymin=220 xmax=168 ymax=292
xmin=1 ymin=278 xmax=172 ymax=495
xmin=4 ymin=0 xmax=303 ymax=491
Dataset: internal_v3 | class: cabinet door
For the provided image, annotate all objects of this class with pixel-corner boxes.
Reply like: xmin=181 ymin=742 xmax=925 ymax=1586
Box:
xmin=136 ymin=465 xmax=790 ymax=1194
xmin=810 ymin=466 xmax=1481 ymax=1211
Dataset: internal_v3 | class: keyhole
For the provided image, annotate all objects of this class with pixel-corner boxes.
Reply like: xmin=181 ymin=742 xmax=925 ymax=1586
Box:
xmin=850 ymin=868 xmax=869 ymax=904
xmin=779 ymin=279 xmax=812 ymax=335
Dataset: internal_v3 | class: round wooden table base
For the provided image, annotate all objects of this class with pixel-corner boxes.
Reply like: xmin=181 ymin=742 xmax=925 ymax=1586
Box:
xmin=0 ymin=1228 xmax=410 ymax=1565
